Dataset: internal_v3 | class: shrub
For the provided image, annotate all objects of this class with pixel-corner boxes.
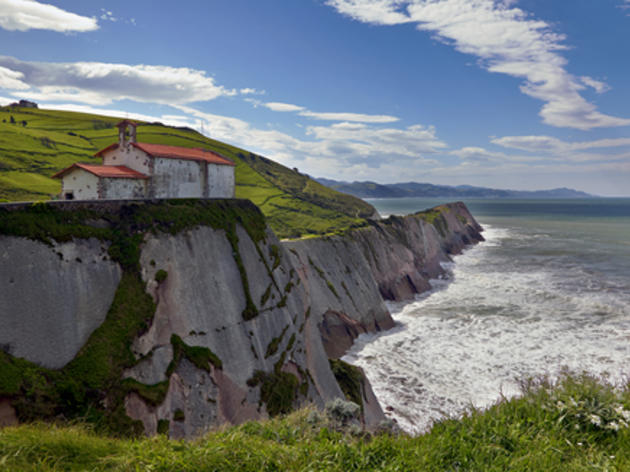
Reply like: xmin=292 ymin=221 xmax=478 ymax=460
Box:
xmin=325 ymin=398 xmax=360 ymax=426
xmin=173 ymin=409 xmax=185 ymax=422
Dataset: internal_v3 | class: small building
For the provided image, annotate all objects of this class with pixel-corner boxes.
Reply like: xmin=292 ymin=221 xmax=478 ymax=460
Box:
xmin=8 ymin=99 xmax=38 ymax=108
xmin=53 ymin=120 xmax=235 ymax=200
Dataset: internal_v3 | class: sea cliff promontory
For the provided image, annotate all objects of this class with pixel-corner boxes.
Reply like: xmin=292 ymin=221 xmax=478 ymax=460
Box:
xmin=0 ymin=199 xmax=482 ymax=437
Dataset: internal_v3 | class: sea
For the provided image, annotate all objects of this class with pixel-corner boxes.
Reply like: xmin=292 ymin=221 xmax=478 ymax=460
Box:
xmin=343 ymin=197 xmax=630 ymax=434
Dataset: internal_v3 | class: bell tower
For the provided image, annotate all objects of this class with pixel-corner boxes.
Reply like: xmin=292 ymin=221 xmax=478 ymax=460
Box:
xmin=117 ymin=120 xmax=137 ymax=148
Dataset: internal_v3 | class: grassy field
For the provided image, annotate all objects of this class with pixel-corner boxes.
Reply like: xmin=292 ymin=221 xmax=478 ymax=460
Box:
xmin=0 ymin=106 xmax=375 ymax=238
xmin=1 ymin=374 xmax=629 ymax=471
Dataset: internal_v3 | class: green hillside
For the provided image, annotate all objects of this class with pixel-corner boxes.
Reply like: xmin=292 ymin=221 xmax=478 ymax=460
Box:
xmin=0 ymin=106 xmax=375 ymax=238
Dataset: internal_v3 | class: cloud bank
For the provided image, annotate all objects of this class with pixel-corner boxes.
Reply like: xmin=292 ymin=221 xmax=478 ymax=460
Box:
xmin=326 ymin=0 xmax=630 ymax=130
xmin=0 ymin=56 xmax=236 ymax=105
xmin=261 ymin=101 xmax=399 ymax=123
xmin=0 ymin=0 xmax=98 ymax=32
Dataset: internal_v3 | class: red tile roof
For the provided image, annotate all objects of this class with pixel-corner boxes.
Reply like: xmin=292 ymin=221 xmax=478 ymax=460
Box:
xmin=131 ymin=143 xmax=235 ymax=166
xmin=94 ymin=142 xmax=235 ymax=166
xmin=52 ymin=163 xmax=149 ymax=179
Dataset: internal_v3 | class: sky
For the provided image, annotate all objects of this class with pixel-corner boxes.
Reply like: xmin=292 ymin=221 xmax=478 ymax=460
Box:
xmin=0 ymin=0 xmax=629 ymax=196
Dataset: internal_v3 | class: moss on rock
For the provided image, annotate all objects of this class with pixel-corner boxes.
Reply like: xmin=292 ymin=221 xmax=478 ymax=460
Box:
xmin=329 ymin=359 xmax=364 ymax=412
xmin=0 ymin=199 xmax=258 ymax=436
xmin=247 ymin=370 xmax=300 ymax=417
xmin=168 ymin=334 xmax=223 ymax=374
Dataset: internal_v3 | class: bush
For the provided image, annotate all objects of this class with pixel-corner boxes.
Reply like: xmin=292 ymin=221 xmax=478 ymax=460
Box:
xmin=325 ymin=398 xmax=360 ymax=426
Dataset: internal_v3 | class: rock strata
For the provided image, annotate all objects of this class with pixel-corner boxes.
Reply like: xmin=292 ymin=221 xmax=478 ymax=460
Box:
xmin=0 ymin=236 xmax=121 ymax=368
xmin=285 ymin=202 xmax=484 ymax=356
xmin=0 ymin=199 xmax=482 ymax=437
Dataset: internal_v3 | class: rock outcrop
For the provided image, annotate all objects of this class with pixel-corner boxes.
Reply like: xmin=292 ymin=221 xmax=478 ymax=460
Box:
xmin=0 ymin=199 xmax=482 ymax=438
xmin=0 ymin=236 xmax=121 ymax=368
xmin=123 ymin=224 xmax=348 ymax=437
xmin=286 ymin=202 xmax=484 ymax=356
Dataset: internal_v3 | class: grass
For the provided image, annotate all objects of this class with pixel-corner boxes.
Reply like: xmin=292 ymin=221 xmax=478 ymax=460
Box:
xmin=413 ymin=207 xmax=448 ymax=237
xmin=2 ymin=374 xmax=630 ymax=471
xmin=0 ymin=106 xmax=373 ymax=238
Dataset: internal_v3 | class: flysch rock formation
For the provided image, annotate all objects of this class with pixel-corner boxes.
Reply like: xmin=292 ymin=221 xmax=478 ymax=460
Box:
xmin=285 ymin=201 xmax=484 ymax=358
xmin=0 ymin=199 xmax=482 ymax=438
xmin=0 ymin=236 xmax=121 ymax=368
xmin=123 ymin=224 xmax=349 ymax=437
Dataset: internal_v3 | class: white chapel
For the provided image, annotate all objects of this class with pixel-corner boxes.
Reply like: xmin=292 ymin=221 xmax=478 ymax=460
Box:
xmin=53 ymin=120 xmax=235 ymax=200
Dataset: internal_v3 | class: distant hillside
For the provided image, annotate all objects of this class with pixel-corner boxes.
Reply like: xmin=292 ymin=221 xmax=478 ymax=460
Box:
xmin=0 ymin=106 xmax=376 ymax=238
xmin=317 ymin=178 xmax=595 ymax=199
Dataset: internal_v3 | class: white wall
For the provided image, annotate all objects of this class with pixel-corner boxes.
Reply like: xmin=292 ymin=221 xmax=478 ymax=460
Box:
xmin=101 ymin=178 xmax=147 ymax=199
xmin=61 ymin=169 xmax=99 ymax=200
xmin=208 ymin=164 xmax=235 ymax=198
xmin=102 ymin=146 xmax=151 ymax=175
xmin=152 ymin=157 xmax=203 ymax=198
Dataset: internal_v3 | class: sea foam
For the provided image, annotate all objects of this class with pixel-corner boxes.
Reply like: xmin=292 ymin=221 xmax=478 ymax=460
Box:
xmin=344 ymin=221 xmax=630 ymax=434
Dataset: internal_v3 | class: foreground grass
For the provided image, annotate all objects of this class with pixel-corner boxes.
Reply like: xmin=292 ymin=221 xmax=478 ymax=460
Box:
xmin=2 ymin=374 xmax=630 ymax=471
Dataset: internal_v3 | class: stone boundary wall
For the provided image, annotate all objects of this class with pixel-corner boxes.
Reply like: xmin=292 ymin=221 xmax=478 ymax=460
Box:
xmin=0 ymin=198 xmax=243 ymax=213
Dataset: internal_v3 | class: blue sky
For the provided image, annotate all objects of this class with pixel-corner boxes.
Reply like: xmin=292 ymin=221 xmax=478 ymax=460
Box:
xmin=1 ymin=0 xmax=629 ymax=195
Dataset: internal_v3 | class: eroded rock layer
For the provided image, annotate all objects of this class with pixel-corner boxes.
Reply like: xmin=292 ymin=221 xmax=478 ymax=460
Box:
xmin=0 ymin=199 xmax=482 ymax=438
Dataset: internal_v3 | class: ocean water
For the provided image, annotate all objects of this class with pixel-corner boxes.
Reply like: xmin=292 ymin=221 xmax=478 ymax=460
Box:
xmin=344 ymin=198 xmax=630 ymax=434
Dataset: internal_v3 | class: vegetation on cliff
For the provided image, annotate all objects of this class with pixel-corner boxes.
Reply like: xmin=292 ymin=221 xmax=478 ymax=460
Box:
xmin=2 ymin=374 xmax=630 ymax=471
xmin=0 ymin=106 xmax=375 ymax=238
xmin=0 ymin=199 xmax=268 ymax=435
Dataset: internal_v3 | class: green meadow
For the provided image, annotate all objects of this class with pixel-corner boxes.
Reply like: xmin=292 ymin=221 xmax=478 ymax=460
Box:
xmin=0 ymin=106 xmax=374 ymax=238
xmin=2 ymin=374 xmax=630 ymax=471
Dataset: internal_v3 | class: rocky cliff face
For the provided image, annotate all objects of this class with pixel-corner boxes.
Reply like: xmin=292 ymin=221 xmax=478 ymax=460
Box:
xmin=0 ymin=236 xmax=120 ymax=368
xmin=0 ymin=199 xmax=482 ymax=437
xmin=123 ymin=224 xmax=352 ymax=437
xmin=286 ymin=202 xmax=483 ymax=357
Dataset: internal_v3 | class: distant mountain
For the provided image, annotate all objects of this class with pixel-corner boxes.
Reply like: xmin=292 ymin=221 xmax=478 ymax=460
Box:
xmin=316 ymin=179 xmax=596 ymax=199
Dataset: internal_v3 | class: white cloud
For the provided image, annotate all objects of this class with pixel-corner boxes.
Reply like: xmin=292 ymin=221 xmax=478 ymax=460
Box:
xmin=0 ymin=0 xmax=98 ymax=32
xmin=171 ymin=105 xmax=445 ymax=177
xmin=99 ymin=9 xmax=116 ymax=22
xmin=580 ymin=76 xmax=610 ymax=94
xmin=450 ymin=146 xmax=544 ymax=163
xmin=261 ymin=100 xmax=399 ymax=123
xmin=0 ymin=56 xmax=237 ymax=105
xmin=299 ymin=110 xmax=399 ymax=123
xmin=327 ymin=0 xmax=413 ymax=25
xmin=240 ymin=88 xmax=265 ymax=95
xmin=326 ymin=0 xmax=630 ymax=130
xmin=305 ymin=121 xmax=445 ymax=157
xmin=264 ymin=102 xmax=305 ymax=112
xmin=492 ymin=135 xmax=630 ymax=153
xmin=0 ymin=66 xmax=28 ymax=90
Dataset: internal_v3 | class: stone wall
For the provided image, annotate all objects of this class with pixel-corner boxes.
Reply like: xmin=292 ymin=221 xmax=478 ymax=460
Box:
xmin=208 ymin=164 xmax=235 ymax=198
xmin=101 ymin=177 xmax=147 ymax=199
xmin=60 ymin=168 xmax=99 ymax=200
xmin=102 ymin=145 xmax=151 ymax=175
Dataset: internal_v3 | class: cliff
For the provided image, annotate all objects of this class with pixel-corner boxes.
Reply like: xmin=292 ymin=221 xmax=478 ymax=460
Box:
xmin=0 ymin=199 xmax=482 ymax=438
xmin=285 ymin=202 xmax=483 ymax=357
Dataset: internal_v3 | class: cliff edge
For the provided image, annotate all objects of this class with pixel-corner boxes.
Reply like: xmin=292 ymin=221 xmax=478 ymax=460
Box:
xmin=0 ymin=199 xmax=482 ymax=437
